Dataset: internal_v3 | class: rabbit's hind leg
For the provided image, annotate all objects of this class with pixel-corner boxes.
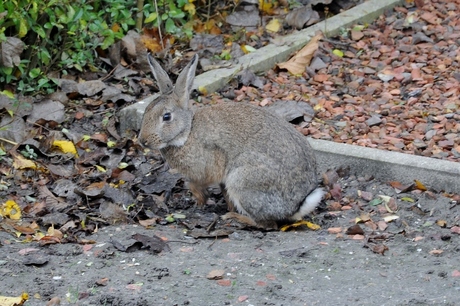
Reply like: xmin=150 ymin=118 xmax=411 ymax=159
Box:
xmin=188 ymin=181 xmax=209 ymax=206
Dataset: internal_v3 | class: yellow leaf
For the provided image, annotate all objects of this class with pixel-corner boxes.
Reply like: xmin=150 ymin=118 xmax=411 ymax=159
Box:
xmin=183 ymin=3 xmax=196 ymax=15
xmin=280 ymin=220 xmax=320 ymax=231
xmin=95 ymin=165 xmax=106 ymax=173
xmin=53 ymin=140 xmax=78 ymax=156
xmin=33 ymin=232 xmax=45 ymax=241
xmin=0 ymin=292 xmax=28 ymax=306
xmin=332 ymin=49 xmax=344 ymax=57
xmin=277 ymin=32 xmax=323 ymax=75
xmin=18 ymin=18 xmax=28 ymax=38
xmin=107 ymin=141 xmax=116 ymax=148
xmin=259 ymin=0 xmax=274 ymax=14
xmin=0 ymin=200 xmax=21 ymax=219
xmin=111 ymin=23 xmax=121 ymax=32
xmin=198 ymin=86 xmax=208 ymax=95
xmin=266 ymin=18 xmax=281 ymax=33
xmin=13 ymin=154 xmax=37 ymax=170
xmin=414 ymin=179 xmax=427 ymax=191
xmin=241 ymin=45 xmax=257 ymax=54
xmin=1 ymin=90 xmax=15 ymax=99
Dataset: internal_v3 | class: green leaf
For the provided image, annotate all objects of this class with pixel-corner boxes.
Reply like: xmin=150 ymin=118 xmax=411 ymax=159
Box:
xmin=165 ymin=18 xmax=177 ymax=33
xmin=101 ymin=35 xmax=114 ymax=50
xmin=368 ymin=198 xmax=383 ymax=206
xmin=169 ymin=9 xmax=185 ymax=19
xmin=401 ymin=197 xmax=415 ymax=203
xmin=107 ymin=141 xmax=116 ymax=148
xmin=33 ymin=25 xmax=47 ymax=38
xmin=18 ymin=17 xmax=28 ymax=38
xmin=1 ymin=90 xmax=14 ymax=99
xmin=145 ymin=12 xmax=158 ymax=23
xmin=29 ymin=68 xmax=41 ymax=79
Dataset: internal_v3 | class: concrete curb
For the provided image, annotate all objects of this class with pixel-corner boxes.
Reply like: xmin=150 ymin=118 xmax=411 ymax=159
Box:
xmin=119 ymin=0 xmax=460 ymax=194
xmin=310 ymin=139 xmax=460 ymax=194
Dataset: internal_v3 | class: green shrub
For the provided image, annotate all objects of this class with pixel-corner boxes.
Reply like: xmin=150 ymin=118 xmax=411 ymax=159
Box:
xmin=0 ymin=0 xmax=195 ymax=95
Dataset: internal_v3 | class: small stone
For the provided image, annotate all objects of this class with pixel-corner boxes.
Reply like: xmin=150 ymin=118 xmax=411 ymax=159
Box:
xmin=366 ymin=115 xmax=382 ymax=126
xmin=310 ymin=57 xmax=327 ymax=71
xmin=413 ymin=139 xmax=427 ymax=149
xmin=351 ymin=30 xmax=364 ymax=41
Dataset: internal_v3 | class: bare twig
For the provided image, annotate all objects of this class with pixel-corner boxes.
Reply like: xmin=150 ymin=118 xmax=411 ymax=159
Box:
xmin=0 ymin=137 xmax=17 ymax=146
xmin=153 ymin=0 xmax=165 ymax=50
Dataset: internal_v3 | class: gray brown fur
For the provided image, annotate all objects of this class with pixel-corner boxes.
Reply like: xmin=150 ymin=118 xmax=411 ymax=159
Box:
xmin=138 ymin=54 xmax=323 ymax=228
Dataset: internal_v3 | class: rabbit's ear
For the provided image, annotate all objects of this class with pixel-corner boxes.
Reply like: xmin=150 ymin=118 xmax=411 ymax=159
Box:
xmin=174 ymin=54 xmax=198 ymax=109
xmin=147 ymin=53 xmax=174 ymax=94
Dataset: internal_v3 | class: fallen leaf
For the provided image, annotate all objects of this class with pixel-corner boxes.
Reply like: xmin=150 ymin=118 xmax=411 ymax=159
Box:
xmin=389 ymin=181 xmax=413 ymax=193
xmin=237 ymin=295 xmax=249 ymax=302
xmin=0 ymin=200 xmax=22 ymax=220
xmin=266 ymin=18 xmax=281 ymax=33
xmin=401 ymin=197 xmax=415 ymax=203
xmin=0 ymin=292 xmax=28 ymax=306
xmin=52 ymin=140 xmax=78 ymax=156
xmin=356 ymin=213 xmax=371 ymax=223
xmin=277 ymin=32 xmax=323 ymax=75
xmin=131 ymin=233 xmax=170 ymax=253
xmin=383 ymin=215 xmax=399 ymax=222
xmin=414 ymin=179 xmax=427 ymax=191
xmin=346 ymin=224 xmax=364 ymax=235
xmin=332 ymin=49 xmax=344 ymax=57
xmin=452 ymin=270 xmax=460 ymax=278
xmin=12 ymin=154 xmax=37 ymax=170
xmin=280 ymin=220 xmax=320 ymax=231
xmin=369 ymin=243 xmax=389 ymax=255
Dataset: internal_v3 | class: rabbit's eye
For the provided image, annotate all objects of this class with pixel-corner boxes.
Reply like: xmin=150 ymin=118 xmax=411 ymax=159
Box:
xmin=163 ymin=113 xmax=172 ymax=122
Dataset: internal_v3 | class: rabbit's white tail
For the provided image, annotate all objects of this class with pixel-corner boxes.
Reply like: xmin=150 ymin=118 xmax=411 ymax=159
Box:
xmin=291 ymin=187 xmax=324 ymax=220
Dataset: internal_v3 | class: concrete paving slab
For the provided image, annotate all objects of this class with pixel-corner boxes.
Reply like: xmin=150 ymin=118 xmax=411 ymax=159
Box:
xmin=118 ymin=0 xmax=460 ymax=194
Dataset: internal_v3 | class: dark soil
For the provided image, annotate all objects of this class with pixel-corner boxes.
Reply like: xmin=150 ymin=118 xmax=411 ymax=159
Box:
xmin=1 ymin=172 xmax=460 ymax=305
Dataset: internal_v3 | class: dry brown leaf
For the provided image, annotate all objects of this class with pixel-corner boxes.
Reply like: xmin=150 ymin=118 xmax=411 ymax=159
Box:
xmin=345 ymin=224 xmax=364 ymax=235
xmin=277 ymin=32 xmax=323 ymax=75
xmin=370 ymin=243 xmax=389 ymax=255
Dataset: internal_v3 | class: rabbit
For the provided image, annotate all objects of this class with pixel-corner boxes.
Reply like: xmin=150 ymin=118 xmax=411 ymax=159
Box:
xmin=138 ymin=54 xmax=324 ymax=228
